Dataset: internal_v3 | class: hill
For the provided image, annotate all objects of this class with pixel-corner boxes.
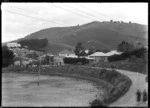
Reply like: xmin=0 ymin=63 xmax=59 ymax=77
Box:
xmin=12 ymin=21 xmax=148 ymax=54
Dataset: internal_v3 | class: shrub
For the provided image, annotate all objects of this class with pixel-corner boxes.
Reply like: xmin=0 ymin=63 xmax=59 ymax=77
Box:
xmin=108 ymin=47 xmax=146 ymax=62
xmin=90 ymin=98 xmax=104 ymax=107
xmin=18 ymin=38 xmax=48 ymax=49
xmin=64 ymin=58 xmax=89 ymax=65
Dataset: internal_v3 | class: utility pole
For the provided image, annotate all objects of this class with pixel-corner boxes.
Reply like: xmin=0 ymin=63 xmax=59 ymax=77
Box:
xmin=37 ymin=56 xmax=41 ymax=86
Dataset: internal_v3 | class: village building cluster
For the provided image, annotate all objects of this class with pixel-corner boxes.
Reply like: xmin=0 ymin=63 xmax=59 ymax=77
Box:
xmin=5 ymin=42 xmax=122 ymax=67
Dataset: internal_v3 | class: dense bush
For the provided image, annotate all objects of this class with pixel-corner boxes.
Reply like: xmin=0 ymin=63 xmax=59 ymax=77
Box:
xmin=108 ymin=47 xmax=146 ymax=62
xmin=117 ymin=40 xmax=135 ymax=52
xmin=18 ymin=38 xmax=48 ymax=50
xmin=2 ymin=45 xmax=14 ymax=67
xmin=64 ymin=57 xmax=89 ymax=65
xmin=90 ymin=98 xmax=104 ymax=106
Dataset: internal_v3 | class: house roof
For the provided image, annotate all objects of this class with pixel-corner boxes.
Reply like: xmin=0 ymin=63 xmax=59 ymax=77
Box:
xmin=105 ymin=50 xmax=122 ymax=56
xmin=89 ymin=50 xmax=122 ymax=57
xmin=59 ymin=50 xmax=74 ymax=54
xmin=65 ymin=55 xmax=78 ymax=58
xmin=46 ymin=53 xmax=54 ymax=56
xmin=90 ymin=52 xmax=107 ymax=57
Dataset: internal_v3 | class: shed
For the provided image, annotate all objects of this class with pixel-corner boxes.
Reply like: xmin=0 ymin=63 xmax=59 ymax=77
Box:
xmin=53 ymin=56 xmax=64 ymax=66
xmin=59 ymin=50 xmax=75 ymax=57
xmin=89 ymin=50 xmax=122 ymax=63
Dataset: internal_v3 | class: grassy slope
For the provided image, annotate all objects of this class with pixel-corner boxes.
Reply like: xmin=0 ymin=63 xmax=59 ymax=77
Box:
xmin=41 ymin=42 xmax=75 ymax=54
xmin=12 ymin=21 xmax=147 ymax=53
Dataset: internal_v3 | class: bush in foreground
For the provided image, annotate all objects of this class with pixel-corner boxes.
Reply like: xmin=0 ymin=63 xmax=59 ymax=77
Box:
xmin=90 ymin=98 xmax=104 ymax=107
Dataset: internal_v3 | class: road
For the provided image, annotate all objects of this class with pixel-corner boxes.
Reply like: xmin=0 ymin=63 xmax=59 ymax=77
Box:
xmin=109 ymin=69 xmax=148 ymax=107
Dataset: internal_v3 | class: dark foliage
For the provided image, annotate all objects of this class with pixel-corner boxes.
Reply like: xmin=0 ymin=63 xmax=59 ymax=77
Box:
xmin=2 ymin=45 xmax=14 ymax=67
xmin=74 ymin=42 xmax=85 ymax=57
xmin=117 ymin=40 xmax=135 ymax=53
xmin=90 ymin=98 xmax=104 ymax=107
xmin=96 ymin=49 xmax=110 ymax=53
xmin=64 ymin=57 xmax=89 ymax=65
xmin=108 ymin=47 xmax=146 ymax=62
xmin=18 ymin=38 xmax=48 ymax=50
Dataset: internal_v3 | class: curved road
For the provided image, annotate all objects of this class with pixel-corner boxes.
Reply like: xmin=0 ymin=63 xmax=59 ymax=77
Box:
xmin=109 ymin=69 xmax=148 ymax=107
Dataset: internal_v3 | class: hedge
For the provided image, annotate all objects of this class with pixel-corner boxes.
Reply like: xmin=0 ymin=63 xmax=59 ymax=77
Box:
xmin=64 ymin=57 xmax=89 ymax=65
xmin=108 ymin=47 xmax=146 ymax=62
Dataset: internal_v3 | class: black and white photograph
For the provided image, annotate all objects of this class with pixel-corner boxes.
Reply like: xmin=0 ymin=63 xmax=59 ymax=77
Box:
xmin=2 ymin=2 xmax=148 ymax=107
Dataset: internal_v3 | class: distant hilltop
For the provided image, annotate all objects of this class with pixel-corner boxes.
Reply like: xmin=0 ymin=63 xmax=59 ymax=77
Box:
xmin=11 ymin=21 xmax=147 ymax=54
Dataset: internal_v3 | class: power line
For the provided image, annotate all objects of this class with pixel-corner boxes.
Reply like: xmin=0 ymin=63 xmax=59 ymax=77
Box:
xmin=6 ymin=5 xmax=37 ymax=15
xmin=50 ymin=4 xmax=94 ymax=21
xmin=6 ymin=5 xmax=65 ymax=23
xmin=63 ymin=4 xmax=104 ymax=21
xmin=2 ymin=9 xmax=65 ymax=26
xmin=77 ymin=4 xmax=111 ymax=20
xmin=77 ymin=4 xmax=119 ymax=21
xmin=96 ymin=3 xmax=119 ymax=21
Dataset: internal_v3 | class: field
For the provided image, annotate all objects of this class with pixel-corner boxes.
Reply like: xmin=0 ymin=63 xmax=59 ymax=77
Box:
xmin=2 ymin=66 xmax=132 ymax=106
xmin=2 ymin=72 xmax=104 ymax=107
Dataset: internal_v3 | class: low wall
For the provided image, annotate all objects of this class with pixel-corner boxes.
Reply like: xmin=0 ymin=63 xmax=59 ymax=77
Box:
xmin=3 ymin=65 xmax=132 ymax=106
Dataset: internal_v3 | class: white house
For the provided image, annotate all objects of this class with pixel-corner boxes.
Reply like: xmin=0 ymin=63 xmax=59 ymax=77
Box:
xmin=53 ymin=56 xmax=64 ymax=66
xmin=6 ymin=43 xmax=21 ymax=48
xmin=58 ymin=50 xmax=77 ymax=58
xmin=89 ymin=50 xmax=122 ymax=63
xmin=89 ymin=52 xmax=108 ymax=63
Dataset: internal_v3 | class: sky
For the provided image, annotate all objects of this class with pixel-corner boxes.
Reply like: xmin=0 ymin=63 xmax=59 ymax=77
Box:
xmin=2 ymin=3 xmax=148 ymax=43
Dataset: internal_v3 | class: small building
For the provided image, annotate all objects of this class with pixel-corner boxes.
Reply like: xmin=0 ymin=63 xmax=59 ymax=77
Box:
xmin=38 ymin=53 xmax=54 ymax=65
xmin=6 ymin=42 xmax=21 ymax=48
xmin=89 ymin=52 xmax=108 ymax=63
xmin=14 ymin=56 xmax=32 ymax=67
xmin=89 ymin=50 xmax=122 ymax=63
xmin=85 ymin=56 xmax=95 ymax=64
xmin=53 ymin=56 xmax=64 ymax=66
xmin=58 ymin=50 xmax=76 ymax=58
xmin=14 ymin=61 xmax=21 ymax=67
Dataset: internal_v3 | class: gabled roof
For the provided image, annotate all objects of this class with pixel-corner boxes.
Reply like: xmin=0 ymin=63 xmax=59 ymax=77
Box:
xmin=89 ymin=50 xmax=122 ymax=57
xmin=59 ymin=50 xmax=74 ymax=54
xmin=90 ymin=52 xmax=107 ymax=57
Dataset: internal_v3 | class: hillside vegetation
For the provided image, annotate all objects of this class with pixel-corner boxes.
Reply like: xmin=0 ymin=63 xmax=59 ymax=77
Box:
xmin=13 ymin=21 xmax=147 ymax=53
xmin=18 ymin=38 xmax=48 ymax=51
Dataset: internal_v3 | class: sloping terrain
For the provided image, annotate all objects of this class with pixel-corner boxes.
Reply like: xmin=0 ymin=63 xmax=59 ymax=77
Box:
xmin=12 ymin=21 xmax=148 ymax=53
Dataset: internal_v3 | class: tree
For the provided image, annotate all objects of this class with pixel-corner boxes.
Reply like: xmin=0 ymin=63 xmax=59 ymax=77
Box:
xmin=117 ymin=40 xmax=135 ymax=52
xmin=87 ymin=48 xmax=95 ymax=55
xmin=2 ymin=45 xmax=14 ymax=67
xmin=74 ymin=42 xmax=84 ymax=57
xmin=110 ymin=20 xmax=113 ymax=23
xmin=18 ymin=38 xmax=48 ymax=50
